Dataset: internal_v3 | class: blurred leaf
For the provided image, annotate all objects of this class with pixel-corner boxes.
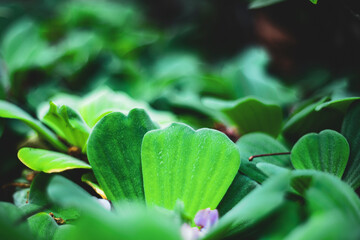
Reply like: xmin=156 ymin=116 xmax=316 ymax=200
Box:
xmin=305 ymin=172 xmax=360 ymax=224
xmin=283 ymin=97 xmax=360 ymax=143
xmin=0 ymin=202 xmax=31 ymax=240
xmin=203 ymin=97 xmax=283 ymax=137
xmin=1 ymin=19 xmax=60 ymax=75
xmin=79 ymin=87 xmax=175 ymax=128
xmin=217 ymin=173 xmax=259 ymax=216
xmin=81 ymin=172 xmax=107 ymax=199
xmin=41 ymin=102 xmax=90 ymax=151
xmin=142 ymin=123 xmax=240 ymax=220
xmin=28 ymin=212 xmax=58 ymax=240
xmin=237 ymin=132 xmax=291 ymax=183
xmin=341 ymin=101 xmax=360 ymax=189
xmin=18 ymin=148 xmax=91 ymax=173
xmin=0 ymin=100 xmax=67 ymax=151
xmin=285 ymin=210 xmax=354 ymax=240
xmin=291 ymin=130 xmax=349 ymax=177
xmin=310 ymin=0 xmax=318 ymax=4
xmin=221 ymin=48 xmax=298 ymax=105
xmin=21 ymin=173 xmax=80 ymax=221
xmin=87 ymin=109 xmax=157 ymax=203
xmin=205 ymin=172 xmax=291 ymax=239
xmin=47 ymin=175 xmax=181 ymax=240
xmin=249 ymin=0 xmax=286 ymax=9
xmin=13 ymin=188 xmax=30 ymax=208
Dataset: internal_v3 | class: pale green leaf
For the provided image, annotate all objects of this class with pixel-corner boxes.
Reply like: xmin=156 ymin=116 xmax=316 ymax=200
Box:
xmin=142 ymin=123 xmax=240 ymax=220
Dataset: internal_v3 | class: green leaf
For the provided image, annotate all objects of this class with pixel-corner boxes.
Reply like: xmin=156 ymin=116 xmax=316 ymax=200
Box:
xmin=283 ymin=97 xmax=360 ymax=143
xmin=249 ymin=0 xmax=286 ymax=9
xmin=141 ymin=123 xmax=240 ymax=220
xmin=237 ymin=132 xmax=291 ymax=183
xmin=79 ymin=87 xmax=175 ymax=128
xmin=217 ymin=173 xmax=259 ymax=216
xmin=203 ymin=97 xmax=282 ymax=137
xmin=305 ymin=172 xmax=360 ymax=223
xmin=0 ymin=202 xmax=31 ymax=240
xmin=28 ymin=212 xmax=58 ymax=240
xmin=0 ymin=100 xmax=67 ymax=151
xmin=87 ymin=109 xmax=157 ymax=203
xmin=285 ymin=211 xmax=355 ymax=240
xmin=18 ymin=148 xmax=91 ymax=173
xmin=205 ymin=172 xmax=291 ymax=239
xmin=21 ymin=173 xmax=81 ymax=221
xmin=310 ymin=0 xmax=318 ymax=4
xmin=1 ymin=19 xmax=60 ymax=75
xmin=81 ymin=172 xmax=107 ymax=199
xmin=341 ymin=101 xmax=360 ymax=189
xmin=41 ymin=102 xmax=90 ymax=151
xmin=291 ymin=130 xmax=349 ymax=178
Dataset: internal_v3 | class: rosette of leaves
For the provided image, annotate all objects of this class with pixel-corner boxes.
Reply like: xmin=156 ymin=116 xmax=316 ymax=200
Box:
xmin=0 ymin=88 xmax=175 ymax=174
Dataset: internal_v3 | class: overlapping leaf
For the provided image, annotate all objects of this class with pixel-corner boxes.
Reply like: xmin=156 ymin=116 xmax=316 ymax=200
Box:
xmin=0 ymin=100 xmax=67 ymax=151
xmin=142 ymin=123 xmax=240 ymax=220
xmin=18 ymin=148 xmax=91 ymax=173
xmin=87 ymin=109 xmax=157 ymax=202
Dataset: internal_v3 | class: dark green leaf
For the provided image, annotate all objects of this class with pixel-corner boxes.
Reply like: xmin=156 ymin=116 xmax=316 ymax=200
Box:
xmin=0 ymin=100 xmax=67 ymax=151
xmin=203 ymin=97 xmax=283 ymax=137
xmin=341 ymin=101 xmax=360 ymax=189
xmin=87 ymin=109 xmax=157 ymax=202
xmin=283 ymin=97 xmax=360 ymax=143
xmin=28 ymin=212 xmax=58 ymax=240
xmin=291 ymin=130 xmax=349 ymax=177
xmin=218 ymin=173 xmax=259 ymax=216
xmin=205 ymin=172 xmax=291 ymax=239
xmin=237 ymin=132 xmax=291 ymax=183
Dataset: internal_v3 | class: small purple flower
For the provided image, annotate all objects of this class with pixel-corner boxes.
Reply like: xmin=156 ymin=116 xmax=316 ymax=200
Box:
xmin=194 ymin=208 xmax=219 ymax=232
xmin=181 ymin=208 xmax=219 ymax=240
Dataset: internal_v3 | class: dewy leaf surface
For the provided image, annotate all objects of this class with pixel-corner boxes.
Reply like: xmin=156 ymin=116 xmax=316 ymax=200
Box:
xmin=0 ymin=100 xmax=67 ymax=151
xmin=18 ymin=148 xmax=91 ymax=173
xmin=341 ymin=101 xmax=360 ymax=189
xmin=203 ymin=97 xmax=282 ymax=137
xmin=87 ymin=109 xmax=157 ymax=202
xmin=141 ymin=123 xmax=240 ymax=220
xmin=41 ymin=102 xmax=90 ymax=151
xmin=291 ymin=130 xmax=349 ymax=178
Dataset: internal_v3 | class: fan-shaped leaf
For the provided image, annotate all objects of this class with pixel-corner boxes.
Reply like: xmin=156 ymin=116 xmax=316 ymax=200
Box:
xmin=141 ymin=123 xmax=240 ymax=220
xmin=87 ymin=109 xmax=157 ymax=203
xmin=18 ymin=148 xmax=90 ymax=173
xmin=291 ymin=130 xmax=349 ymax=178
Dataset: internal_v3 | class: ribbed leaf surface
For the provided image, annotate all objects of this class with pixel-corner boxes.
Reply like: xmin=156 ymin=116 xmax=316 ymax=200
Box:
xmin=87 ymin=109 xmax=157 ymax=202
xmin=291 ymin=130 xmax=349 ymax=178
xmin=141 ymin=123 xmax=240 ymax=220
